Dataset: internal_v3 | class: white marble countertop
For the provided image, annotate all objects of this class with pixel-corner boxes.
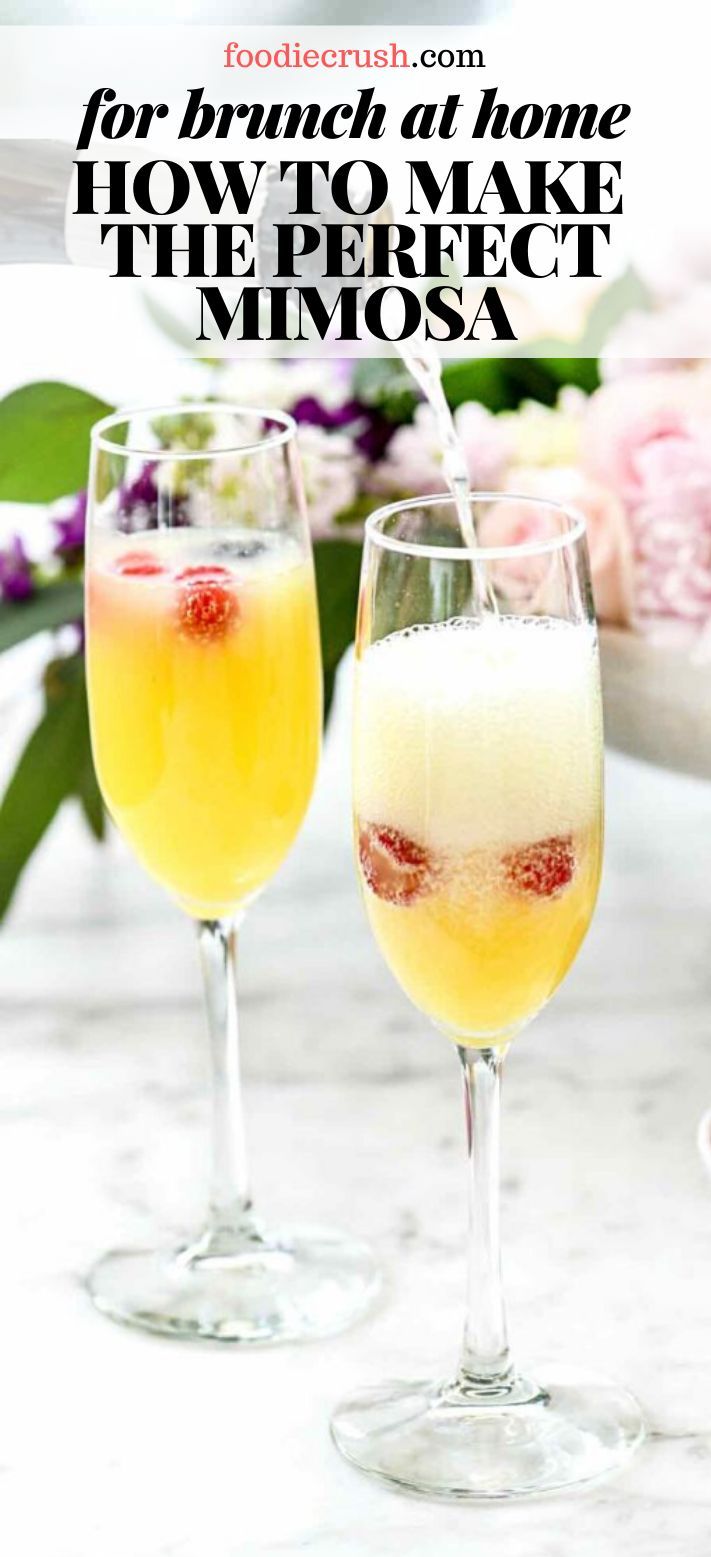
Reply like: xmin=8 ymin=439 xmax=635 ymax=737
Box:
xmin=1 ymin=668 xmax=710 ymax=1557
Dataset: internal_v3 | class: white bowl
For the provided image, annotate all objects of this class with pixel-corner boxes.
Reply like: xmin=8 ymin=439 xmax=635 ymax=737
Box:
xmin=600 ymin=627 xmax=711 ymax=782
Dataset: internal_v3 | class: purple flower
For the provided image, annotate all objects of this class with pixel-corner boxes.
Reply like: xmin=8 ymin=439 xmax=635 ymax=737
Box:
xmin=291 ymin=395 xmax=394 ymax=463
xmin=116 ymin=462 xmax=191 ymax=532
xmin=53 ymin=490 xmax=87 ymax=564
xmin=291 ymin=394 xmax=355 ymax=431
xmin=121 ymin=462 xmax=159 ymax=513
xmin=0 ymin=535 xmax=34 ymax=602
xmin=351 ymin=408 xmax=394 ymax=463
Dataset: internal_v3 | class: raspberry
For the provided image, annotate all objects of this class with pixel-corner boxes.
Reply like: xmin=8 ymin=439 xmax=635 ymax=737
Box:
xmin=176 ymin=568 xmax=239 ymax=643
xmin=358 ymin=823 xmax=432 ymax=906
xmin=176 ymin=565 xmax=230 ymax=581
xmin=504 ymin=835 xmax=575 ymax=898
xmin=113 ymin=551 xmax=165 ymax=577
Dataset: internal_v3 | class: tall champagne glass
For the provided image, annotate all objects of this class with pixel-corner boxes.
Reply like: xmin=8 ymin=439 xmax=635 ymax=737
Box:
xmin=331 ymin=494 xmax=644 ymax=1495
xmin=85 ymin=402 xmax=378 ymax=1341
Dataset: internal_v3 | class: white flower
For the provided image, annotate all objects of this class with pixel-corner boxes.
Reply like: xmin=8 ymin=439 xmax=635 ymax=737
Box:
xmin=296 ymin=424 xmax=361 ymax=538
xmin=217 ymin=358 xmax=349 ymax=412
xmin=372 ymin=401 xmax=513 ymax=496
xmin=499 ymin=389 xmax=587 ymax=468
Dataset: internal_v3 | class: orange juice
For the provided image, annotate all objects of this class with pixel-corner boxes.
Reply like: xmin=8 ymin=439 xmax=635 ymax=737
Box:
xmin=87 ymin=530 xmax=321 ymax=918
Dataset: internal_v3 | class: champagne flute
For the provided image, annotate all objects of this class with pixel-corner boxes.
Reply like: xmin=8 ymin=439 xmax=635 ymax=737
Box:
xmin=331 ymin=493 xmax=644 ymax=1496
xmin=84 ymin=401 xmax=379 ymax=1341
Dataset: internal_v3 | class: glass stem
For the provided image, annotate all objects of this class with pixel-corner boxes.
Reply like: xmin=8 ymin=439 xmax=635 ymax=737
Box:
xmin=197 ymin=919 xmax=255 ymax=1241
xmin=456 ymin=1044 xmax=513 ymax=1396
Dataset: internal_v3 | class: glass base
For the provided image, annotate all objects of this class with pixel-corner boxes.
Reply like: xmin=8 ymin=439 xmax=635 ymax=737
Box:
xmin=87 ymin=1223 xmax=380 ymax=1343
xmin=331 ymin=1366 xmax=645 ymax=1499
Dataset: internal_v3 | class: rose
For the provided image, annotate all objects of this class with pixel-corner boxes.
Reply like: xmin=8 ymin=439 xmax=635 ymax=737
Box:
xmin=478 ymin=466 xmax=634 ymax=626
xmin=625 ymin=437 xmax=711 ymax=630
xmin=582 ymin=371 xmax=711 ymax=633
xmin=582 ymin=370 xmax=711 ymax=503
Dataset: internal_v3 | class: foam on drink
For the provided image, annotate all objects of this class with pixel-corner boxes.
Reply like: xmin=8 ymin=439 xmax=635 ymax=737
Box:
xmin=356 ymin=616 xmax=602 ymax=853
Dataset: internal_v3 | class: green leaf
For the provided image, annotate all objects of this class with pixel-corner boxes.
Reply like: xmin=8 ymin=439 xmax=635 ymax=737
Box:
xmin=0 ymin=578 xmax=84 ymax=653
xmin=441 ymin=356 xmax=558 ymax=412
xmin=504 ymin=351 xmax=600 ymax=397
xmin=439 ymin=353 xmax=600 ymax=413
xmin=538 ymin=355 xmax=600 ymax=395
xmin=0 ymin=651 xmax=89 ymax=919
xmin=353 ymin=351 xmax=599 ymax=424
xmin=313 ymin=538 xmax=362 ymax=722
xmin=0 ymin=381 xmax=113 ymax=502
xmin=350 ymin=358 xmax=417 ymax=423
xmin=76 ymin=758 xmax=105 ymax=841
xmin=43 ymin=652 xmax=105 ymax=839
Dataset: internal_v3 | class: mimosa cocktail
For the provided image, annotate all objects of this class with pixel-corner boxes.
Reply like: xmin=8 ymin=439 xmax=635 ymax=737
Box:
xmin=84 ymin=403 xmax=378 ymax=1342
xmin=88 ymin=530 xmax=320 ymax=919
xmin=355 ymin=616 xmax=602 ymax=1041
xmin=332 ymin=493 xmax=643 ymax=1498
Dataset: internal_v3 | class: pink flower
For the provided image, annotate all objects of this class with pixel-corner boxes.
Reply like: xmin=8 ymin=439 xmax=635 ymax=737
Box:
xmin=477 ymin=467 xmax=634 ymax=626
xmin=454 ymin=401 xmax=516 ymax=489
xmin=582 ymin=373 xmax=711 ymax=633
xmin=372 ymin=401 xmax=513 ymax=496
xmin=582 ymin=371 xmax=711 ymax=503
xmin=626 ymin=440 xmax=711 ymax=629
